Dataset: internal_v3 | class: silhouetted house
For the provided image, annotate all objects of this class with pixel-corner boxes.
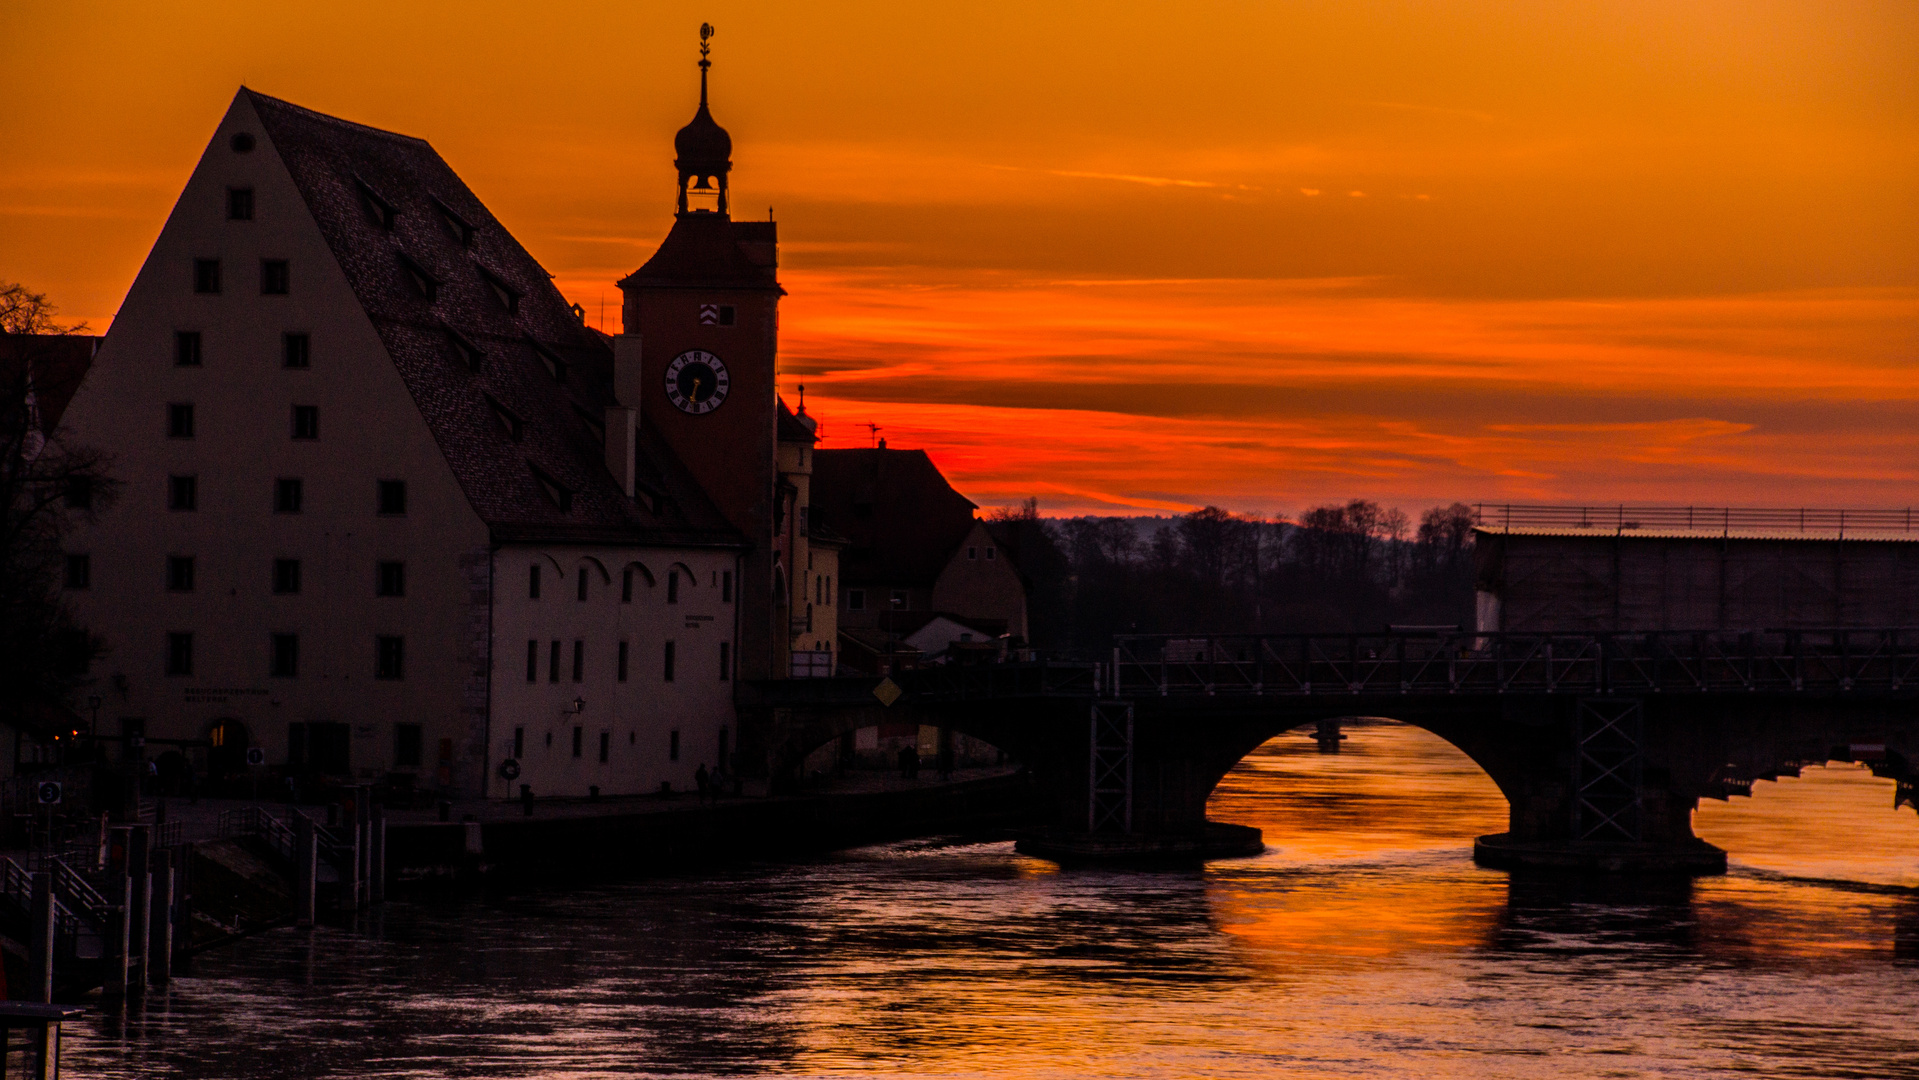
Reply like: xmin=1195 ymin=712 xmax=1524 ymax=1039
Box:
xmin=812 ymin=446 xmax=1026 ymax=671
xmin=59 ymin=53 xmax=808 ymax=799
xmin=777 ymin=398 xmax=842 ymax=676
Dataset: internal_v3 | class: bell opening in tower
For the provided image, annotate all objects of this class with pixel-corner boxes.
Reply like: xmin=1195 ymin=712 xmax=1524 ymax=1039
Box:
xmin=685 ymin=174 xmax=723 ymax=214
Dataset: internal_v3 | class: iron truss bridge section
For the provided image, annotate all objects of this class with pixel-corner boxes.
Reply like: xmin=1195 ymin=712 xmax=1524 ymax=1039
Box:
xmin=1111 ymin=629 xmax=1919 ymax=698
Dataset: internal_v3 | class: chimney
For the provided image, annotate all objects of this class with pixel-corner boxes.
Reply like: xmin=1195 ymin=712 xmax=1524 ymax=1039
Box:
xmin=605 ymin=406 xmax=637 ymax=498
xmin=613 ymin=333 xmax=644 ymax=421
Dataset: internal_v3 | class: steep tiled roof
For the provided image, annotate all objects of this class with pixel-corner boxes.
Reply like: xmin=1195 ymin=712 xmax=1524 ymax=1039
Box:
xmin=246 ymin=90 xmax=738 ymax=547
xmin=811 ymin=448 xmax=978 ymax=586
xmin=618 ymin=212 xmax=780 ymax=291
xmin=776 ymin=397 xmax=815 ymax=443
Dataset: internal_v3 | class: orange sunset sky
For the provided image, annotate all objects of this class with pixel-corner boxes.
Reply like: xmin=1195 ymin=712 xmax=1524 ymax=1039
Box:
xmin=5 ymin=1 xmax=1917 ymax=516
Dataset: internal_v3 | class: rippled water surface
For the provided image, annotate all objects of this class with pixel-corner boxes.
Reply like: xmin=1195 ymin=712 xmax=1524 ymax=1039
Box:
xmin=69 ymin=721 xmax=1919 ymax=1078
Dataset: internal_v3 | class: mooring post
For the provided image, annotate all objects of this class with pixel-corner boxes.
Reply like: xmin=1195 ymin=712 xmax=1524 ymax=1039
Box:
xmin=369 ymin=802 xmax=386 ymax=905
xmin=27 ymin=872 xmax=54 ymax=1003
xmin=172 ymin=840 xmax=194 ymax=977
xmin=293 ymin=813 xmax=317 ymax=927
xmin=103 ymin=875 xmax=131 ymax=1002
xmin=337 ymin=793 xmax=361 ymax=913
xmin=148 ymin=848 xmax=173 ymax=988
xmin=127 ymin=825 xmax=151 ymax=991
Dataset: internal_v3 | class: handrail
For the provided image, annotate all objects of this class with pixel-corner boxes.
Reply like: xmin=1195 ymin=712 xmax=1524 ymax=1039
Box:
xmin=1474 ymin=503 xmax=1919 ymax=536
xmin=48 ymin=857 xmax=110 ymax=926
xmin=1111 ymin=629 xmax=1919 ymax=698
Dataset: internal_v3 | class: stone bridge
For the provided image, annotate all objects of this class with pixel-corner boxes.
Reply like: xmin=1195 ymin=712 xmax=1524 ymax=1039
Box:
xmin=737 ymin=629 xmax=1919 ymax=872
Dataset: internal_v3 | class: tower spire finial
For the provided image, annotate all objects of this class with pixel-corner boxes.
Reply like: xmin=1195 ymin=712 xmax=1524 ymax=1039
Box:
xmin=699 ymin=23 xmax=714 ymax=103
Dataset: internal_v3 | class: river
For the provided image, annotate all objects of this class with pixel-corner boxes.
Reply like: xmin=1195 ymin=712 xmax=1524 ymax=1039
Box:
xmin=66 ymin=720 xmax=1919 ymax=1078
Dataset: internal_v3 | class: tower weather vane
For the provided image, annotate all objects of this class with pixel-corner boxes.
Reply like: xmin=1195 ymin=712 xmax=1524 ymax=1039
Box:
xmin=700 ymin=22 xmax=714 ymax=61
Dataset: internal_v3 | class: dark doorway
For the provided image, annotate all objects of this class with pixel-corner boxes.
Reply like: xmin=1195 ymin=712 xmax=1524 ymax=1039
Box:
xmin=207 ymin=719 xmax=250 ymax=787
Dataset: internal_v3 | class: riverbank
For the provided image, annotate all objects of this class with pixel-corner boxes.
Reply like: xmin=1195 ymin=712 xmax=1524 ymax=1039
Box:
xmin=388 ymin=766 xmax=1038 ymax=879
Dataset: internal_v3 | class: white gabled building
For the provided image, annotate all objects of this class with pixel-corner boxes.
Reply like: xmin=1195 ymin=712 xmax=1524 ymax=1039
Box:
xmin=62 ymin=87 xmax=748 ymax=799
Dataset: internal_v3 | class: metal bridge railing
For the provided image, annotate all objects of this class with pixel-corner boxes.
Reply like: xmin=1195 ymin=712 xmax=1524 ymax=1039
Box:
xmin=1474 ymin=503 xmax=1919 ymax=536
xmin=1112 ymin=629 xmax=1919 ymax=697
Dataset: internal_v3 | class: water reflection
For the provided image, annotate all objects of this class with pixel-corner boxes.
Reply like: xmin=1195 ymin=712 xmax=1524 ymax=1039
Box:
xmin=64 ymin=721 xmax=1919 ymax=1078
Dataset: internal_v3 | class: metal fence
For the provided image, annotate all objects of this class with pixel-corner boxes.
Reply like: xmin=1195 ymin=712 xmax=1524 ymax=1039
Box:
xmin=1112 ymin=629 xmax=1919 ymax=697
xmin=1474 ymin=504 xmax=1919 ymax=536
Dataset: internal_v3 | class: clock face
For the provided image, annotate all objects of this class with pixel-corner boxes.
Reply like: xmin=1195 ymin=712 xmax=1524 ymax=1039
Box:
xmin=664 ymin=350 xmax=730 ymax=414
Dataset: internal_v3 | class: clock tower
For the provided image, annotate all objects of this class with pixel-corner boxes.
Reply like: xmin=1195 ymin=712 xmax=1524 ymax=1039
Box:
xmin=617 ymin=26 xmax=786 ymax=680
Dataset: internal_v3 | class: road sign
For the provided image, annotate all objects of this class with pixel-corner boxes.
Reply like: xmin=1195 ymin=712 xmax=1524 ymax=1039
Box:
xmin=35 ymin=781 xmax=61 ymax=806
xmin=245 ymin=747 xmax=267 ymax=766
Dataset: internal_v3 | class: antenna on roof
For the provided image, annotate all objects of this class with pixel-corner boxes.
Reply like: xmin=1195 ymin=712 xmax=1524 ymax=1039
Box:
xmin=865 ymin=422 xmax=881 ymax=447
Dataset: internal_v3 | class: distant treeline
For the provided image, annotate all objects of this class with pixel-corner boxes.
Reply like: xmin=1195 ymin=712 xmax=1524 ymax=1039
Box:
xmin=986 ymin=500 xmax=1477 ymax=653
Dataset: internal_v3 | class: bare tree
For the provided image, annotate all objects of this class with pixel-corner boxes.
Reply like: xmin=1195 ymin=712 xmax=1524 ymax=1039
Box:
xmin=0 ymin=284 xmax=119 ymax=731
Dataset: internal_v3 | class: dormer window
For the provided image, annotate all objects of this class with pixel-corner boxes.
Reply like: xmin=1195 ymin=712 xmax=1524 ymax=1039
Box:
xmin=572 ymin=404 xmax=604 ymax=442
xmin=354 ymin=176 xmax=397 ymax=230
xmin=528 ymin=461 xmax=573 ymax=513
xmin=445 ymin=326 xmax=485 ymax=372
xmin=429 ymin=194 xmax=475 ymax=246
xmin=486 ymin=394 xmax=524 ymax=441
xmin=398 ymin=252 xmax=439 ymax=302
xmin=478 ymin=265 xmax=519 ymax=313
xmin=528 ymin=338 xmax=566 ymax=383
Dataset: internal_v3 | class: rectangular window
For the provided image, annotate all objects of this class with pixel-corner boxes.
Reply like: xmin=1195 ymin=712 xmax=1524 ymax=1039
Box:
xmin=168 ymin=474 xmax=197 ymax=512
xmin=719 ymin=641 xmax=730 ymax=682
xmin=528 ymin=564 xmax=541 ymax=599
xmin=669 ymin=729 xmax=680 ymax=762
xmin=663 ymin=640 xmax=676 ymax=682
xmin=227 ymin=187 xmax=254 ymax=221
xmin=394 ymin=723 xmax=423 ymax=769
xmin=376 ymin=561 xmax=405 ymax=597
xmin=571 ymin=640 xmax=584 ymax=682
xmin=849 ymin=589 xmax=865 ymax=611
xmin=375 ymin=635 xmax=404 ymax=680
xmin=376 ymin=480 xmax=406 ymax=515
xmin=718 ymin=305 xmax=736 ymax=326
xmin=193 ymin=259 xmax=221 ymax=294
xmin=283 ymin=332 xmax=310 ymax=369
xmin=621 ymin=568 xmax=633 ymax=602
xmin=598 ymin=730 xmax=610 ymax=764
xmin=165 ymin=632 xmax=193 ymax=677
xmin=65 ymin=476 xmax=93 ymax=510
xmin=167 ymin=402 xmax=195 ymax=439
xmin=721 ymin=570 xmax=733 ymax=603
xmin=968 ymin=546 xmax=977 ymax=560
xmin=667 ymin=571 xmax=679 ymax=604
xmin=167 ymin=555 xmax=195 ymax=593
xmin=549 ymin=639 xmax=561 ymax=683
xmin=513 ymin=726 xmax=525 ymax=758
xmin=64 ymin=554 xmax=90 ymax=590
xmin=571 ymin=726 xmax=583 ymax=759
xmin=617 ymin=641 xmax=629 ymax=682
xmin=274 ymin=477 xmax=303 ymax=514
xmin=526 ymin=639 xmax=539 ymax=682
xmin=291 ymin=405 xmax=319 ymax=440
xmin=986 ymin=547 xmax=996 ymax=561
xmin=174 ymin=331 xmax=202 ymax=367
xmin=272 ymin=558 xmax=301 ymax=595
xmin=261 ymin=259 xmax=290 ymax=295
xmin=577 ymin=567 xmax=588 ymax=602
xmin=270 ymin=633 xmax=298 ymax=678
xmin=825 ymin=575 xmax=832 ymax=604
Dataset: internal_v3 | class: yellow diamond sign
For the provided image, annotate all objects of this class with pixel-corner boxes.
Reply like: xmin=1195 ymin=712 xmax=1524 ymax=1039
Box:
xmin=872 ymin=677 xmax=903 ymax=707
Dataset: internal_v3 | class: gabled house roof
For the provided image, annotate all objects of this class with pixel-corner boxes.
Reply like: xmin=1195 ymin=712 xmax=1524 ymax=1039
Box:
xmin=811 ymin=447 xmax=979 ymax=586
xmin=246 ymin=89 xmax=738 ymax=547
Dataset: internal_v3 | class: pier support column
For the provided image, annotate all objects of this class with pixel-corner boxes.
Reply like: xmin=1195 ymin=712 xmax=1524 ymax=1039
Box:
xmin=103 ymin=876 xmax=131 ymax=1002
xmin=369 ymin=804 xmax=386 ymax=905
xmin=26 ymin=873 xmax=53 ymax=1003
xmin=127 ymin=825 xmax=151 ymax=991
xmin=293 ymin=814 xmax=317 ymax=927
xmin=148 ymin=849 xmax=173 ymax=988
